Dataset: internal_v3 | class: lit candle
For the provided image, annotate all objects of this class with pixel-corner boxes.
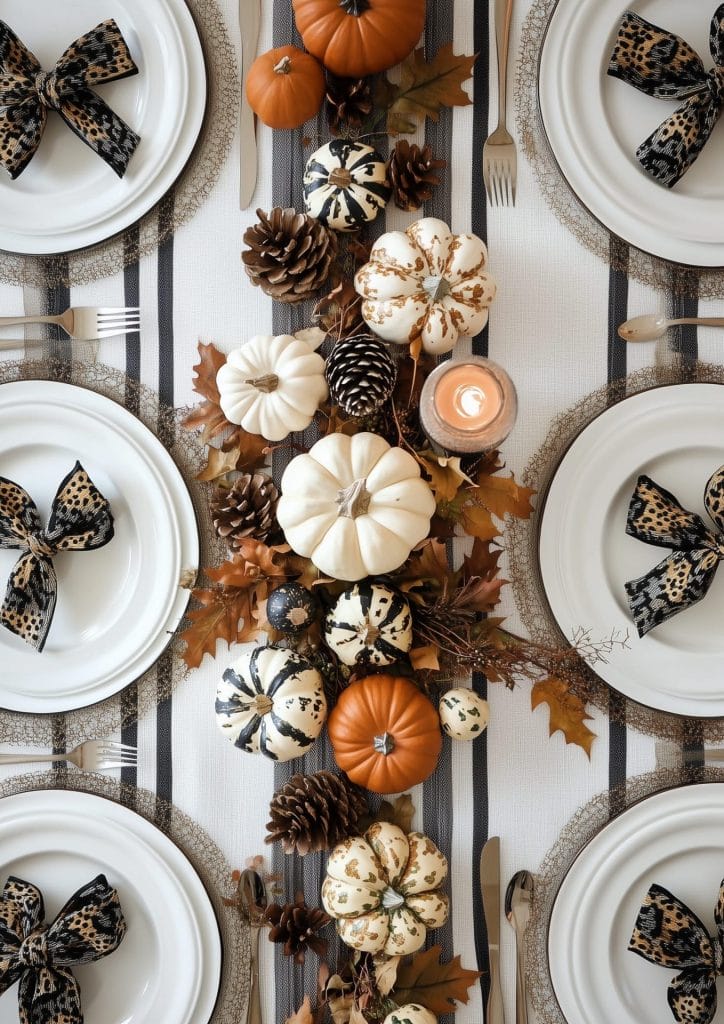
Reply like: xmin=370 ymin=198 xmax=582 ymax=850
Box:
xmin=419 ymin=357 xmax=517 ymax=453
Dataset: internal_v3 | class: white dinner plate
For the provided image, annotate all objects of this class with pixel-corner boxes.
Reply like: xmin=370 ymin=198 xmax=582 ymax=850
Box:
xmin=539 ymin=0 xmax=724 ymax=266
xmin=539 ymin=383 xmax=724 ymax=717
xmin=0 ymin=789 xmax=221 ymax=1024
xmin=0 ymin=0 xmax=206 ymax=255
xmin=549 ymin=783 xmax=724 ymax=1024
xmin=0 ymin=380 xmax=198 ymax=713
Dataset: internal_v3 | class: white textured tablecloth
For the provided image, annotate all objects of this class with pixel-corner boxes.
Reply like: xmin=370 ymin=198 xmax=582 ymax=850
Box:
xmin=2 ymin=0 xmax=722 ymax=1021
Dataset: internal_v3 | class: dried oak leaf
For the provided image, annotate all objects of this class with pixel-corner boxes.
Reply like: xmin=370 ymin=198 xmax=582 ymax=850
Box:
xmin=367 ymin=793 xmax=415 ymax=835
xmin=392 ymin=945 xmax=481 ymax=1015
xmin=383 ymin=45 xmax=476 ymax=135
xmin=183 ymin=342 xmax=232 ymax=443
xmin=396 ymin=540 xmax=451 ymax=592
xmin=196 ymin=443 xmax=243 ymax=482
xmin=207 ymin=541 xmax=289 ymax=588
xmin=179 ymin=587 xmax=261 ymax=669
xmin=417 ymin=451 xmax=474 ymax=504
xmin=409 ymin=644 xmax=441 ymax=671
xmin=473 ymin=468 xmax=535 ymax=521
xmin=462 ymin=537 xmax=502 ymax=581
xmin=458 ymin=499 xmax=498 ymax=542
xmin=286 ymin=996 xmax=314 ymax=1024
xmin=531 ymin=677 xmax=596 ymax=757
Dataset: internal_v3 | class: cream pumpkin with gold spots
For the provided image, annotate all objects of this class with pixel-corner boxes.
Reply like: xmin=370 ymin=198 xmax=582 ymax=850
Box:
xmin=321 ymin=821 xmax=448 ymax=956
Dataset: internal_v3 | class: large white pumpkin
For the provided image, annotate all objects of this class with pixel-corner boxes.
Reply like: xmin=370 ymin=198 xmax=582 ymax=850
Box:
xmin=354 ymin=217 xmax=496 ymax=355
xmin=216 ymin=334 xmax=327 ymax=441
xmin=215 ymin=645 xmax=327 ymax=761
xmin=276 ymin=432 xmax=435 ymax=581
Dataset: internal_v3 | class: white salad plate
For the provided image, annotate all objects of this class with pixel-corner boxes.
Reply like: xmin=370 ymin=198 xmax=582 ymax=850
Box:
xmin=539 ymin=0 xmax=724 ymax=266
xmin=0 ymin=0 xmax=206 ymax=255
xmin=549 ymin=783 xmax=724 ymax=1024
xmin=0 ymin=789 xmax=221 ymax=1024
xmin=539 ymin=383 xmax=724 ymax=717
xmin=0 ymin=380 xmax=198 ymax=713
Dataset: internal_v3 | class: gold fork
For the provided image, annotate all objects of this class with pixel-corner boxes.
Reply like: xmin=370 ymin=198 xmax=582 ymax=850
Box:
xmin=0 ymin=306 xmax=139 ymax=343
xmin=483 ymin=0 xmax=517 ymax=206
xmin=0 ymin=740 xmax=137 ymax=772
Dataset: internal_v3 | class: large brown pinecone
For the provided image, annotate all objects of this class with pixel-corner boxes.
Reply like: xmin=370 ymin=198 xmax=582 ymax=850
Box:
xmin=242 ymin=207 xmax=337 ymax=304
xmin=388 ymin=140 xmax=446 ymax=212
xmin=211 ymin=473 xmax=279 ymax=549
xmin=326 ymin=75 xmax=374 ymax=133
xmin=265 ymin=892 xmax=331 ymax=964
xmin=265 ymin=770 xmax=369 ymax=856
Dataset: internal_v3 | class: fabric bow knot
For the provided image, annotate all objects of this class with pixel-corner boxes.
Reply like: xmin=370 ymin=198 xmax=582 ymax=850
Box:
xmin=608 ymin=6 xmax=724 ymax=187
xmin=0 ymin=874 xmax=126 ymax=1024
xmin=624 ymin=466 xmax=724 ymax=637
xmin=0 ymin=19 xmax=140 ymax=180
xmin=0 ymin=462 xmax=114 ymax=652
xmin=629 ymin=881 xmax=724 ymax=1024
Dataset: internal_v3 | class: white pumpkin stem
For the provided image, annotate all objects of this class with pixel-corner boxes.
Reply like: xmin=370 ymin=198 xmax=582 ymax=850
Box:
xmin=252 ymin=693 xmax=274 ymax=716
xmin=328 ymin=167 xmax=353 ymax=189
xmin=272 ymin=56 xmax=292 ymax=75
xmin=374 ymin=731 xmax=395 ymax=756
xmin=244 ymin=373 xmax=279 ymax=393
xmin=422 ymin=275 xmax=451 ymax=302
xmin=336 ymin=477 xmax=371 ymax=519
xmin=381 ymin=886 xmax=405 ymax=911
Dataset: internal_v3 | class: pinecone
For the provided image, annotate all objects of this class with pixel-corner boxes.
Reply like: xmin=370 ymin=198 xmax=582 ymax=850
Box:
xmin=265 ymin=892 xmax=331 ymax=964
xmin=326 ymin=75 xmax=374 ymax=133
xmin=325 ymin=334 xmax=397 ymax=417
xmin=266 ymin=770 xmax=369 ymax=855
xmin=388 ymin=140 xmax=447 ymax=212
xmin=242 ymin=207 xmax=337 ymax=304
xmin=211 ymin=473 xmax=279 ymax=549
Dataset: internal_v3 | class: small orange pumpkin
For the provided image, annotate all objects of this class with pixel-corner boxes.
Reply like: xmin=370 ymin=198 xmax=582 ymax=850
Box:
xmin=291 ymin=0 xmax=426 ymax=78
xmin=246 ymin=45 xmax=325 ymax=129
xmin=328 ymin=674 xmax=442 ymax=793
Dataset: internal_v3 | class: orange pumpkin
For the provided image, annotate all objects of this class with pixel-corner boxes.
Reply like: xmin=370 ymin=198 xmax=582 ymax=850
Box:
xmin=328 ymin=674 xmax=442 ymax=793
xmin=292 ymin=0 xmax=426 ymax=78
xmin=246 ymin=45 xmax=325 ymax=129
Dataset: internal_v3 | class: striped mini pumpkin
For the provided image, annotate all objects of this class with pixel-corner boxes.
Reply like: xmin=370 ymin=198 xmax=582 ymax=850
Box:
xmin=303 ymin=139 xmax=391 ymax=231
xmin=324 ymin=582 xmax=412 ymax=667
xmin=216 ymin=644 xmax=327 ymax=761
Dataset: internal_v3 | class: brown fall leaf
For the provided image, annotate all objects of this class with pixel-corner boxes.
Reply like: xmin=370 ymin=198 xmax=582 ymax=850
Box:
xmin=286 ymin=996 xmax=314 ymax=1024
xmin=207 ymin=541 xmax=288 ymax=588
xmin=459 ymin=499 xmax=499 ymax=542
xmin=456 ymin=576 xmax=505 ymax=614
xmin=375 ymin=956 xmax=401 ymax=997
xmin=392 ymin=945 xmax=482 ymax=1015
xmin=233 ymin=429 xmax=273 ymax=472
xmin=183 ymin=342 xmax=233 ymax=443
xmin=396 ymin=540 xmax=450 ymax=592
xmin=384 ymin=45 xmax=476 ymax=134
xmin=196 ymin=443 xmax=242 ymax=482
xmin=410 ymin=644 xmax=441 ymax=671
xmin=182 ymin=400 xmax=230 ymax=445
xmin=531 ymin=677 xmax=596 ymax=757
xmin=462 ymin=538 xmax=502 ymax=581
xmin=418 ymin=451 xmax=474 ymax=504
xmin=179 ymin=587 xmax=261 ymax=669
xmin=473 ymin=469 xmax=535 ymax=522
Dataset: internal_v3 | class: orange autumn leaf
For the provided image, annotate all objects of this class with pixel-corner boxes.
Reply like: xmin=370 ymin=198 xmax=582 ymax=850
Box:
xmin=409 ymin=644 xmax=441 ymax=671
xmin=531 ymin=677 xmax=596 ymax=757
xmin=286 ymin=996 xmax=314 ymax=1024
xmin=473 ymin=469 xmax=535 ymax=522
xmin=207 ymin=541 xmax=288 ymax=588
xmin=392 ymin=945 xmax=481 ymax=1016
xmin=230 ymin=428 xmax=272 ymax=472
xmin=191 ymin=341 xmax=226 ymax=404
xmin=179 ymin=588 xmax=261 ymax=669
xmin=196 ymin=444 xmax=242 ymax=482
xmin=460 ymin=499 xmax=499 ymax=542
xmin=182 ymin=401 xmax=230 ymax=444
xmin=418 ymin=451 xmax=474 ymax=504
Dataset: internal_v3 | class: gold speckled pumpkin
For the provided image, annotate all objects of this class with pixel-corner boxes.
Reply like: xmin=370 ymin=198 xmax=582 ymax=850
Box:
xmin=321 ymin=820 xmax=449 ymax=955
xmin=384 ymin=1006 xmax=437 ymax=1024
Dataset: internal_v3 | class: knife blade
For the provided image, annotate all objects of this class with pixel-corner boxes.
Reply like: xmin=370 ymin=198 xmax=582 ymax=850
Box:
xmin=480 ymin=836 xmax=505 ymax=1024
xmin=238 ymin=0 xmax=260 ymax=209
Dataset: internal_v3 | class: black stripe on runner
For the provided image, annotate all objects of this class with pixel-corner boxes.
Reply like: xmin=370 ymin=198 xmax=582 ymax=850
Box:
xmin=670 ymin=270 xmax=699 ymax=368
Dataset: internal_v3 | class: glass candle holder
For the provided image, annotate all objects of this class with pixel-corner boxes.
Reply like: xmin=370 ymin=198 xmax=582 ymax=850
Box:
xmin=419 ymin=357 xmax=518 ymax=453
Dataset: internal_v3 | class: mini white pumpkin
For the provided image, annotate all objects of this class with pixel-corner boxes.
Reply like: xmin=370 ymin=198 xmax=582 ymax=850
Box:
xmin=439 ymin=687 xmax=489 ymax=741
xmin=354 ymin=217 xmax=496 ymax=355
xmin=384 ymin=1005 xmax=437 ymax=1024
xmin=322 ymin=821 xmax=449 ymax=956
xmin=215 ymin=644 xmax=327 ymax=761
xmin=216 ymin=334 xmax=327 ymax=442
xmin=325 ymin=582 xmax=412 ymax=667
xmin=303 ymin=139 xmax=391 ymax=232
xmin=277 ymin=432 xmax=435 ymax=581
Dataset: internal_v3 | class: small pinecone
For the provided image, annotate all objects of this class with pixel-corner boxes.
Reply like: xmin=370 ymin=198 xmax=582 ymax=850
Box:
xmin=326 ymin=334 xmax=397 ymax=417
xmin=242 ymin=207 xmax=337 ymax=304
xmin=265 ymin=892 xmax=331 ymax=964
xmin=266 ymin=770 xmax=369 ymax=855
xmin=326 ymin=75 xmax=374 ymax=133
xmin=388 ymin=140 xmax=447 ymax=212
xmin=211 ymin=473 xmax=279 ymax=549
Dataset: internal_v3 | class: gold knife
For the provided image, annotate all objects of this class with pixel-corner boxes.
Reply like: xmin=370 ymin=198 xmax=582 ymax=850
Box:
xmin=480 ymin=836 xmax=505 ymax=1024
xmin=239 ymin=0 xmax=260 ymax=208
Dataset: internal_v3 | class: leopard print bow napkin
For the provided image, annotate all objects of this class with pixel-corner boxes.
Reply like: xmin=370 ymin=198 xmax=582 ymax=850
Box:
xmin=0 ymin=874 xmax=126 ymax=1024
xmin=624 ymin=467 xmax=724 ymax=637
xmin=629 ymin=882 xmax=724 ymax=1024
xmin=0 ymin=462 xmax=114 ymax=652
xmin=0 ymin=19 xmax=140 ymax=180
xmin=608 ymin=6 xmax=724 ymax=187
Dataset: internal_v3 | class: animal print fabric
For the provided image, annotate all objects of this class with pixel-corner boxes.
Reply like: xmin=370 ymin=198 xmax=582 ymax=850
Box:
xmin=624 ymin=467 xmax=724 ymax=637
xmin=608 ymin=7 xmax=724 ymax=188
xmin=0 ymin=19 xmax=139 ymax=180
xmin=629 ymin=881 xmax=724 ymax=1024
xmin=0 ymin=874 xmax=126 ymax=1024
xmin=0 ymin=462 xmax=114 ymax=652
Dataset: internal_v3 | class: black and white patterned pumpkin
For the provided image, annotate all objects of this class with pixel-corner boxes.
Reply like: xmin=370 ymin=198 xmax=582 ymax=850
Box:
xmin=438 ymin=688 xmax=489 ymax=741
xmin=324 ymin=583 xmax=412 ymax=667
xmin=303 ymin=139 xmax=391 ymax=232
xmin=266 ymin=582 xmax=320 ymax=634
xmin=215 ymin=644 xmax=327 ymax=760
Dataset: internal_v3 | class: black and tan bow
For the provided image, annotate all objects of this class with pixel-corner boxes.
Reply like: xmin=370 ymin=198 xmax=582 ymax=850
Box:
xmin=629 ymin=881 xmax=724 ymax=1024
xmin=624 ymin=467 xmax=724 ymax=637
xmin=608 ymin=6 xmax=724 ymax=187
xmin=0 ymin=462 xmax=114 ymax=652
xmin=0 ymin=874 xmax=126 ymax=1024
xmin=0 ymin=19 xmax=140 ymax=180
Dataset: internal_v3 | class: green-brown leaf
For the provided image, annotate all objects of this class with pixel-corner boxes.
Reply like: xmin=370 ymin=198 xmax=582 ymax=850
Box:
xmin=384 ymin=45 xmax=476 ymax=134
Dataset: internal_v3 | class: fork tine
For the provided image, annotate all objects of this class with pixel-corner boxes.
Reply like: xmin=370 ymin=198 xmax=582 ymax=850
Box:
xmin=96 ymin=307 xmax=140 ymax=315
xmin=96 ymin=317 xmax=140 ymax=328
xmin=97 ymin=326 xmax=140 ymax=338
xmin=504 ymin=167 xmax=512 ymax=207
xmin=96 ymin=761 xmax=138 ymax=771
xmin=96 ymin=313 xmax=141 ymax=324
xmin=97 ymin=741 xmax=137 ymax=754
xmin=493 ymin=165 xmax=502 ymax=207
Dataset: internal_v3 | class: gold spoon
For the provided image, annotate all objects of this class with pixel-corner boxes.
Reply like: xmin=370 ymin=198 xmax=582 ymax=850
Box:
xmin=618 ymin=313 xmax=724 ymax=342
xmin=239 ymin=868 xmax=267 ymax=1024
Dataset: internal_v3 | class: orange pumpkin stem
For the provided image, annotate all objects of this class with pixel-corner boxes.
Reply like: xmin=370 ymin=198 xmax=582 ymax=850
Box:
xmin=272 ymin=55 xmax=293 ymax=74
